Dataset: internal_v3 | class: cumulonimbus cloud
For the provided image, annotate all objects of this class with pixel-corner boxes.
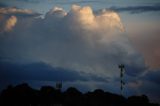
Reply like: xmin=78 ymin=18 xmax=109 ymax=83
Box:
xmin=0 ymin=5 xmax=146 ymax=79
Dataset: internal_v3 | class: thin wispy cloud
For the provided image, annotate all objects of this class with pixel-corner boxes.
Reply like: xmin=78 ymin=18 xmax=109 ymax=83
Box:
xmin=109 ymin=5 xmax=160 ymax=14
xmin=52 ymin=0 xmax=105 ymax=5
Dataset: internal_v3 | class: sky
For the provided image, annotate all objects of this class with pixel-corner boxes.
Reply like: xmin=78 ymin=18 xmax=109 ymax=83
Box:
xmin=0 ymin=0 xmax=160 ymax=103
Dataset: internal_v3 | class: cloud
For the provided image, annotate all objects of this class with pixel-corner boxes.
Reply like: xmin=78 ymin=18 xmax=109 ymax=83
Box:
xmin=125 ymin=19 xmax=160 ymax=69
xmin=127 ymin=80 xmax=143 ymax=89
xmin=50 ymin=0 xmax=104 ymax=5
xmin=0 ymin=7 xmax=41 ymax=17
xmin=0 ymin=59 xmax=108 ymax=82
xmin=143 ymin=70 xmax=160 ymax=84
xmin=125 ymin=64 xmax=147 ymax=77
xmin=138 ymin=74 xmax=160 ymax=103
xmin=4 ymin=15 xmax=17 ymax=31
xmin=109 ymin=5 xmax=160 ymax=14
xmin=0 ymin=5 xmax=146 ymax=78
xmin=0 ymin=7 xmax=41 ymax=32
xmin=15 ymin=0 xmax=40 ymax=3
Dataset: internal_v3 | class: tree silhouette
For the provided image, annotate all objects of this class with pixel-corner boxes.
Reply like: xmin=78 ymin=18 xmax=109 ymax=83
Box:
xmin=0 ymin=83 xmax=159 ymax=106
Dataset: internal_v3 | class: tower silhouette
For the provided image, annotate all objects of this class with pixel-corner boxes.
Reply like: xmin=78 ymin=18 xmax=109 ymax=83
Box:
xmin=119 ymin=64 xmax=125 ymax=96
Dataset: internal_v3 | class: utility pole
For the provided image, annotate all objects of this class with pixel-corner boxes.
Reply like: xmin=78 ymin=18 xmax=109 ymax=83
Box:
xmin=119 ymin=64 xmax=125 ymax=96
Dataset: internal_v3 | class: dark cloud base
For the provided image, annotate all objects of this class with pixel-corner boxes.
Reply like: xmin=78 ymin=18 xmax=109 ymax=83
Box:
xmin=0 ymin=59 xmax=108 ymax=82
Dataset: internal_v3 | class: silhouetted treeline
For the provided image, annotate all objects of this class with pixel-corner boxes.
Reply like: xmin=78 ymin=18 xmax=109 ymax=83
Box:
xmin=0 ymin=83 xmax=159 ymax=106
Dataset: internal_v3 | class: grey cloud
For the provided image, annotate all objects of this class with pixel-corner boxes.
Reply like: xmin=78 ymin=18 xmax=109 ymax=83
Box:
xmin=125 ymin=63 xmax=147 ymax=77
xmin=3 ymin=0 xmax=41 ymax=4
xmin=138 ymin=78 xmax=160 ymax=103
xmin=52 ymin=0 xmax=104 ymax=5
xmin=0 ymin=59 xmax=108 ymax=82
xmin=109 ymin=5 xmax=160 ymax=14
xmin=143 ymin=70 xmax=160 ymax=84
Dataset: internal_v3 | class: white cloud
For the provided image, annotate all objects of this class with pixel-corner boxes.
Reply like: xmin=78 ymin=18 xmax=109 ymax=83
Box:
xmin=0 ymin=7 xmax=38 ymax=15
xmin=0 ymin=7 xmax=40 ymax=32
xmin=4 ymin=15 xmax=17 ymax=31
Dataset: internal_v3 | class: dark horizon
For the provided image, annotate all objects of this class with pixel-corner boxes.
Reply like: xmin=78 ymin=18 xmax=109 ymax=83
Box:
xmin=0 ymin=83 xmax=159 ymax=106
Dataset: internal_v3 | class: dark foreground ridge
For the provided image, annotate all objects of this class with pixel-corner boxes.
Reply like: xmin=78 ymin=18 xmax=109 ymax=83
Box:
xmin=0 ymin=83 xmax=159 ymax=106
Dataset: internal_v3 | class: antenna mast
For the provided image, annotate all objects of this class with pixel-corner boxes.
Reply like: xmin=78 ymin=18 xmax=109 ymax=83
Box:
xmin=119 ymin=64 xmax=125 ymax=96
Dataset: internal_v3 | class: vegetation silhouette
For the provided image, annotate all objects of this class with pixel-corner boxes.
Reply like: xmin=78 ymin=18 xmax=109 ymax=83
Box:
xmin=0 ymin=83 xmax=159 ymax=106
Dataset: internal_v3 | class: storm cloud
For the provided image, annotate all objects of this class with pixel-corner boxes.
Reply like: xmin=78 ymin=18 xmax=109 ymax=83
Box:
xmin=1 ymin=5 xmax=147 ymax=80
xmin=0 ymin=5 xmax=147 ymax=79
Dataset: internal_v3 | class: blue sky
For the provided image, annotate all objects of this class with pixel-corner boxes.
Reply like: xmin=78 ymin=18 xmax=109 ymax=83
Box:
xmin=0 ymin=0 xmax=160 ymax=103
xmin=1 ymin=0 xmax=160 ymax=13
